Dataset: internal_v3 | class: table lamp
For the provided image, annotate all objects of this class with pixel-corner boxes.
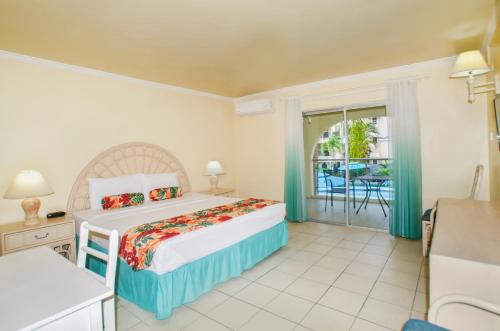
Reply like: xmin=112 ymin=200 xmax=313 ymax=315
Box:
xmin=3 ymin=170 xmax=54 ymax=226
xmin=205 ymin=161 xmax=225 ymax=192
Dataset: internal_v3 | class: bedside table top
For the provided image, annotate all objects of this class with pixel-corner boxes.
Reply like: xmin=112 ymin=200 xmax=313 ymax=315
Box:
xmin=0 ymin=215 xmax=73 ymax=234
xmin=199 ymin=188 xmax=234 ymax=195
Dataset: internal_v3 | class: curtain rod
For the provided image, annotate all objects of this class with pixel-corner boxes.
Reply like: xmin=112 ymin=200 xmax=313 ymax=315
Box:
xmin=302 ymin=100 xmax=387 ymax=117
xmin=296 ymin=74 xmax=429 ymax=102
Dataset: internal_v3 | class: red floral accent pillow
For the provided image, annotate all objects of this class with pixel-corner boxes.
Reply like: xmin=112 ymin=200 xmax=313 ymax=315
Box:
xmin=101 ymin=193 xmax=144 ymax=210
xmin=149 ymin=187 xmax=183 ymax=201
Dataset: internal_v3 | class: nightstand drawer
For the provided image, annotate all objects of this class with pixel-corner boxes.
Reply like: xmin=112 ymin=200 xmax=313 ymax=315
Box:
xmin=3 ymin=223 xmax=74 ymax=252
xmin=56 ymin=223 xmax=74 ymax=239
xmin=24 ymin=227 xmax=58 ymax=246
xmin=0 ymin=217 xmax=76 ymax=262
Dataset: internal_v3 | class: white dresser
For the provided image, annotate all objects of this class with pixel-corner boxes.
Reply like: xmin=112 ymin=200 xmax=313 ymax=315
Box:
xmin=0 ymin=246 xmax=113 ymax=331
xmin=430 ymin=198 xmax=500 ymax=330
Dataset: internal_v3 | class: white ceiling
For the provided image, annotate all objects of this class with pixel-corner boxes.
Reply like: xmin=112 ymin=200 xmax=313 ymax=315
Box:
xmin=0 ymin=0 xmax=493 ymax=97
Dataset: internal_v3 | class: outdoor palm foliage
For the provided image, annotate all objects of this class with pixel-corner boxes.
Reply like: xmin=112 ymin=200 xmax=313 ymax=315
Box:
xmin=322 ymin=119 xmax=378 ymax=158
xmin=348 ymin=120 xmax=378 ymax=158
xmin=323 ymin=131 xmax=344 ymax=155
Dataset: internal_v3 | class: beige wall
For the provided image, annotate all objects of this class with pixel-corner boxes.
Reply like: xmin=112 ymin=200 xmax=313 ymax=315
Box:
xmin=234 ymin=57 xmax=490 ymax=210
xmin=486 ymin=3 xmax=500 ymax=201
xmin=0 ymin=52 xmax=492 ymax=223
xmin=487 ymin=44 xmax=500 ymax=202
xmin=0 ymin=54 xmax=234 ymax=223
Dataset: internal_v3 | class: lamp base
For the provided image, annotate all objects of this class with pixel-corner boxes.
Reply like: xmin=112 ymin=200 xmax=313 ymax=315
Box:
xmin=209 ymin=175 xmax=219 ymax=193
xmin=21 ymin=197 xmax=41 ymax=227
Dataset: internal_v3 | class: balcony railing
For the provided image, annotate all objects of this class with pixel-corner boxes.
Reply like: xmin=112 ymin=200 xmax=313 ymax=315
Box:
xmin=312 ymin=157 xmax=393 ymax=201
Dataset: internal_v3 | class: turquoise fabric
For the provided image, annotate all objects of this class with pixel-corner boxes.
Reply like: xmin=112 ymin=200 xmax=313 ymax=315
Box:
xmin=83 ymin=220 xmax=288 ymax=319
xmin=284 ymin=97 xmax=307 ymax=222
xmin=388 ymin=80 xmax=422 ymax=240
xmin=403 ymin=319 xmax=449 ymax=331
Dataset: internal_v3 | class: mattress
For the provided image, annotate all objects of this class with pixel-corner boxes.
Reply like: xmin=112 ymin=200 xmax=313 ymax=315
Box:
xmin=73 ymin=192 xmax=286 ymax=274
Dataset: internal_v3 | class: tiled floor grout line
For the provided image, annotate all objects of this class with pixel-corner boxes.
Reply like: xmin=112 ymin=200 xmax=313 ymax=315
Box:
xmin=349 ymin=234 xmax=401 ymax=331
xmin=292 ymin=231 xmax=420 ymax=329
xmin=293 ymin=245 xmax=353 ymax=329
xmin=120 ymin=223 xmax=425 ymax=331
xmin=411 ymin=257 xmax=429 ymax=318
xmin=288 ymin=226 xmax=392 ymax=330
xmin=229 ymin=229 xmax=364 ymax=330
xmin=248 ymin=231 xmax=350 ymax=329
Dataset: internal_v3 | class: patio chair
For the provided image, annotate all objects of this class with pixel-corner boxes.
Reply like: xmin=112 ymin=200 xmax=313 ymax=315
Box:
xmin=322 ymin=167 xmax=347 ymax=212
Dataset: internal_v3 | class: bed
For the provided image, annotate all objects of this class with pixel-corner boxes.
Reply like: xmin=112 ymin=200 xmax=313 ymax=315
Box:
xmin=67 ymin=142 xmax=288 ymax=319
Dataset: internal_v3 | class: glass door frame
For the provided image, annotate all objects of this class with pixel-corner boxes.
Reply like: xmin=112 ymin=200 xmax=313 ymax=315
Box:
xmin=304 ymin=100 xmax=386 ymax=228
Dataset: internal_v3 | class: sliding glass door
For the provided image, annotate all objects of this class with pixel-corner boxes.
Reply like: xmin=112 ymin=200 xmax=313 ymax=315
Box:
xmin=304 ymin=109 xmax=347 ymax=225
xmin=346 ymin=107 xmax=392 ymax=230
xmin=303 ymin=105 xmax=391 ymax=230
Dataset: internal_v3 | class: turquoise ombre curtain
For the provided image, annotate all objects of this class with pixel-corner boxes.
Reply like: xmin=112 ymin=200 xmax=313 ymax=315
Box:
xmin=284 ymin=97 xmax=307 ymax=222
xmin=388 ymin=80 xmax=422 ymax=239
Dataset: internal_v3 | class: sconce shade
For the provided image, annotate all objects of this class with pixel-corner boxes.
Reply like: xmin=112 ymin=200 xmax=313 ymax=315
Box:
xmin=450 ymin=50 xmax=490 ymax=78
xmin=205 ymin=161 xmax=225 ymax=175
xmin=3 ymin=170 xmax=54 ymax=199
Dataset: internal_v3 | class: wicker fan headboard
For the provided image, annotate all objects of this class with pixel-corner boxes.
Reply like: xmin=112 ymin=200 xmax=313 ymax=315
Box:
xmin=67 ymin=142 xmax=191 ymax=213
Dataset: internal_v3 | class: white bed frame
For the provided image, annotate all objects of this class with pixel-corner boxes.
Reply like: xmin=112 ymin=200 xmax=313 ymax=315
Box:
xmin=65 ymin=142 xmax=287 ymax=320
xmin=67 ymin=142 xmax=191 ymax=214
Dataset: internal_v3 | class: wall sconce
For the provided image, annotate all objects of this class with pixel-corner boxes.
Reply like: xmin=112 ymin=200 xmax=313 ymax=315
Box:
xmin=450 ymin=50 xmax=500 ymax=103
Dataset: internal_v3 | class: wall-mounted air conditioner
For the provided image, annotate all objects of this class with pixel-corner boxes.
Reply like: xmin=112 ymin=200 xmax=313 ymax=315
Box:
xmin=234 ymin=99 xmax=273 ymax=116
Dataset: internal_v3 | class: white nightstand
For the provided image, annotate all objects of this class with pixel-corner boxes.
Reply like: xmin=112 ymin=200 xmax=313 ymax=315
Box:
xmin=0 ymin=215 xmax=76 ymax=262
xmin=199 ymin=188 xmax=235 ymax=197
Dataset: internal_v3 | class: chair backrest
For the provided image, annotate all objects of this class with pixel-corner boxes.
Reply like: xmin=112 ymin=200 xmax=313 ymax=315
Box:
xmin=428 ymin=294 xmax=500 ymax=325
xmin=368 ymin=164 xmax=381 ymax=175
xmin=429 ymin=201 xmax=438 ymax=231
xmin=77 ymin=221 xmax=119 ymax=290
xmin=469 ymin=164 xmax=484 ymax=200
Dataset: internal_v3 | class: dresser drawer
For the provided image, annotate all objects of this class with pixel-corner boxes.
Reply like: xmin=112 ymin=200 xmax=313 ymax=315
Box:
xmin=3 ymin=222 xmax=74 ymax=253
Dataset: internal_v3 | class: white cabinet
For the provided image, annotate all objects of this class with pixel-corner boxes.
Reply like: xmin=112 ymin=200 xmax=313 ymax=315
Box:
xmin=0 ymin=247 xmax=113 ymax=331
xmin=430 ymin=198 xmax=500 ymax=330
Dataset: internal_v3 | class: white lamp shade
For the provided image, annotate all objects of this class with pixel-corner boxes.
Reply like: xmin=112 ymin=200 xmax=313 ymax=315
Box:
xmin=3 ymin=170 xmax=54 ymax=199
xmin=450 ymin=50 xmax=490 ymax=78
xmin=205 ymin=161 xmax=225 ymax=175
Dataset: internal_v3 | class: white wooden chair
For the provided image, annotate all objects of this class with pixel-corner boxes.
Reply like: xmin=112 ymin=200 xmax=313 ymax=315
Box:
xmin=422 ymin=164 xmax=484 ymax=256
xmin=428 ymin=294 xmax=500 ymax=327
xmin=77 ymin=221 xmax=119 ymax=331
xmin=469 ymin=164 xmax=484 ymax=200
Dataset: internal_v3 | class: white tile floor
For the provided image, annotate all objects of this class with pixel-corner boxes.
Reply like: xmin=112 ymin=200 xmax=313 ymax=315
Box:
xmin=116 ymin=221 xmax=429 ymax=331
xmin=307 ymin=198 xmax=389 ymax=230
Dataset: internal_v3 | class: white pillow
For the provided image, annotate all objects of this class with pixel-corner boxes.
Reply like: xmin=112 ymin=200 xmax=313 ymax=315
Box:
xmin=142 ymin=173 xmax=180 ymax=200
xmin=88 ymin=174 xmax=144 ymax=210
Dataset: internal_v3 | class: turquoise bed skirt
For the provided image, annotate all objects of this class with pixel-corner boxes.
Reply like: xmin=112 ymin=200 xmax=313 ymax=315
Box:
xmin=83 ymin=219 xmax=288 ymax=319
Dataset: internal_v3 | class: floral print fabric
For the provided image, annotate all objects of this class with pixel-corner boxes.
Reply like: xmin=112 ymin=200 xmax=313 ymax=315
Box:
xmin=119 ymin=198 xmax=280 ymax=271
xmin=149 ymin=187 xmax=183 ymax=201
xmin=101 ymin=193 xmax=145 ymax=210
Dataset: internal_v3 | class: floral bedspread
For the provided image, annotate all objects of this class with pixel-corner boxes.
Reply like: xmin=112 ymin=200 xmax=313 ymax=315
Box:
xmin=119 ymin=198 xmax=280 ymax=271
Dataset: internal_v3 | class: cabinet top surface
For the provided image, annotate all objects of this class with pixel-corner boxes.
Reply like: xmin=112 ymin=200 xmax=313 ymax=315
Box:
xmin=0 ymin=215 xmax=72 ymax=234
xmin=0 ymin=246 xmax=112 ymax=330
xmin=430 ymin=198 xmax=500 ymax=266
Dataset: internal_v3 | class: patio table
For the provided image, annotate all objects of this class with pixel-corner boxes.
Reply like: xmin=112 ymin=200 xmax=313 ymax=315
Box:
xmin=355 ymin=175 xmax=391 ymax=217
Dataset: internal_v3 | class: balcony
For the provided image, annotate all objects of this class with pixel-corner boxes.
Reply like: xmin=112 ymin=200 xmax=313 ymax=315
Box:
xmin=309 ymin=157 xmax=393 ymax=229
